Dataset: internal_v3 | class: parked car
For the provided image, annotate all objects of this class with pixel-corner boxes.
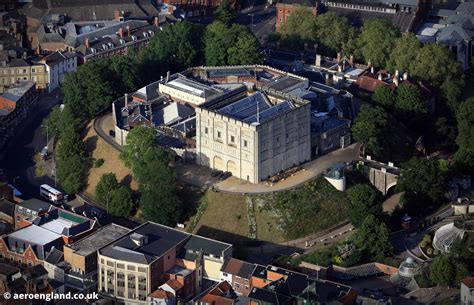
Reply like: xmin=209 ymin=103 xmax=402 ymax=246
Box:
xmin=218 ymin=171 xmax=232 ymax=180
xmin=211 ymin=170 xmax=223 ymax=177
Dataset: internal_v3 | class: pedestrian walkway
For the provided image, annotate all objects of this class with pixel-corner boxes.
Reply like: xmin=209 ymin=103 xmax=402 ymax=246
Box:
xmin=215 ymin=143 xmax=361 ymax=194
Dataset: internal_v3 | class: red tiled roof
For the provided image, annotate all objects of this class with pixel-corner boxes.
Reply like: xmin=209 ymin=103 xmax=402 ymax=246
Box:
xmin=163 ymin=279 xmax=183 ymax=291
xmin=149 ymin=289 xmax=174 ymax=299
xmin=462 ymin=277 xmax=474 ymax=288
xmin=222 ymin=258 xmax=244 ymax=275
xmin=199 ymin=281 xmax=235 ymax=304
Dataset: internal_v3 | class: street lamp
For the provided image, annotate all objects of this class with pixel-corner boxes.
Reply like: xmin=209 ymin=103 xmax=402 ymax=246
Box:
xmin=248 ymin=13 xmax=254 ymax=33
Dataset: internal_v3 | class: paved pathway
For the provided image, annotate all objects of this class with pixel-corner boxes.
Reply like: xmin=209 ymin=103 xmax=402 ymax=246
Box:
xmin=215 ymin=143 xmax=361 ymax=194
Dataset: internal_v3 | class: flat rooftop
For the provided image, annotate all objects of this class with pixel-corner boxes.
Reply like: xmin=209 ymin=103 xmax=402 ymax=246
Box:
xmin=67 ymin=223 xmax=131 ymax=257
xmin=1 ymin=81 xmax=35 ymax=103
xmin=100 ymin=222 xmax=190 ymax=264
xmin=8 ymin=225 xmax=61 ymax=245
xmin=164 ymin=77 xmax=222 ymax=98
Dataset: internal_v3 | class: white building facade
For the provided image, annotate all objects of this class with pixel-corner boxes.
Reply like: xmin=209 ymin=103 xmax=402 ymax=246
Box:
xmin=42 ymin=52 xmax=78 ymax=92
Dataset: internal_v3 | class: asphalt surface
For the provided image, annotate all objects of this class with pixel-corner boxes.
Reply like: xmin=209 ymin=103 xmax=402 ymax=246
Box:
xmin=0 ymin=90 xmax=62 ymax=199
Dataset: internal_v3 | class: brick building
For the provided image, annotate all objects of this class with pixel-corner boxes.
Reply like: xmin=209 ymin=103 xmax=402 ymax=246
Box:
xmin=276 ymin=0 xmax=318 ymax=31
xmin=220 ymin=258 xmax=255 ymax=296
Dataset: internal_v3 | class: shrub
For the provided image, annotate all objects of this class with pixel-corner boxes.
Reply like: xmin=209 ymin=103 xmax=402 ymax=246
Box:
xmin=94 ymin=158 xmax=105 ymax=168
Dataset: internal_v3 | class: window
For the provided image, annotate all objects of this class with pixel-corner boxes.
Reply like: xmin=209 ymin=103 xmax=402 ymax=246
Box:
xmin=205 ymin=127 xmax=208 ymax=134
xmin=217 ymin=131 xmax=221 ymax=138
xmin=32 ymin=68 xmax=35 ymax=73
xmin=230 ymin=135 xmax=235 ymax=143
xmin=244 ymin=140 xmax=248 ymax=147
xmin=223 ymin=272 xmax=228 ymax=277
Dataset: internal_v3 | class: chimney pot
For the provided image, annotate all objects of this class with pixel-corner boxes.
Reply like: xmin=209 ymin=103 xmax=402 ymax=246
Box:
xmin=85 ymin=38 xmax=90 ymax=49
xmin=337 ymin=52 xmax=342 ymax=62
xmin=378 ymin=74 xmax=382 ymax=81
xmin=403 ymin=72 xmax=408 ymax=80
xmin=349 ymin=55 xmax=354 ymax=66
xmin=370 ymin=66 xmax=374 ymax=74
xmin=114 ymin=10 xmax=120 ymax=22
xmin=154 ymin=17 xmax=159 ymax=27
xmin=395 ymin=69 xmax=399 ymax=76
xmin=126 ymin=25 xmax=131 ymax=36
xmin=125 ymin=93 xmax=128 ymax=108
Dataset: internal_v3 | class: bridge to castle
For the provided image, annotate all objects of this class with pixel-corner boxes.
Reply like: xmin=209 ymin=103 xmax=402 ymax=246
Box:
xmin=357 ymin=158 xmax=400 ymax=195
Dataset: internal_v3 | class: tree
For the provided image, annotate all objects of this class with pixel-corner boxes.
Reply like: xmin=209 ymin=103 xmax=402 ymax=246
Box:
xmin=353 ymin=214 xmax=393 ymax=261
xmin=440 ymin=77 xmax=465 ymax=113
xmin=387 ymin=33 xmax=422 ymax=73
xmin=204 ymin=22 xmax=261 ymax=66
xmin=397 ymin=157 xmax=444 ymax=213
xmin=279 ymin=7 xmax=317 ymax=49
xmin=132 ymin=146 xmax=174 ymax=191
xmin=141 ymin=21 xmax=203 ymax=81
xmin=347 ymin=184 xmax=383 ymax=227
xmin=372 ymin=85 xmax=395 ymax=108
xmin=430 ymin=255 xmax=455 ymax=287
xmin=140 ymin=189 xmax=181 ymax=226
xmin=314 ymin=12 xmax=358 ymax=55
xmin=95 ymin=173 xmax=119 ymax=205
xmin=395 ymin=83 xmax=427 ymax=124
xmin=214 ymin=0 xmax=235 ymax=26
xmin=56 ymin=126 xmax=89 ymax=194
xmin=109 ymin=54 xmax=141 ymax=93
xmin=455 ymin=97 xmax=474 ymax=171
xmin=108 ymin=186 xmax=133 ymax=218
xmin=227 ymin=28 xmax=263 ymax=65
xmin=410 ymin=44 xmax=460 ymax=87
xmin=42 ymin=105 xmax=63 ymax=138
xmin=120 ymin=125 xmax=157 ymax=169
xmin=357 ymin=19 xmax=400 ymax=68
xmin=351 ymin=105 xmax=389 ymax=156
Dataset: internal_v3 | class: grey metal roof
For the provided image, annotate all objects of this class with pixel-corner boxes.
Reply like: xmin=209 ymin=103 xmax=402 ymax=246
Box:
xmin=217 ymin=92 xmax=271 ymax=121
xmin=8 ymin=225 xmax=62 ymax=246
xmin=45 ymin=247 xmax=64 ymax=264
xmin=0 ymin=199 xmax=15 ymax=216
xmin=243 ymin=100 xmax=295 ymax=125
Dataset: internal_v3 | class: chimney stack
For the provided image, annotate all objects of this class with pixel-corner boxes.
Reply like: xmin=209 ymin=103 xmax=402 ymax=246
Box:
xmin=393 ymin=76 xmax=399 ymax=86
xmin=126 ymin=25 xmax=131 ymax=36
xmin=166 ymin=71 xmax=170 ymax=82
xmin=378 ymin=73 xmax=382 ymax=81
xmin=168 ymin=4 xmax=174 ymax=13
xmin=118 ymin=27 xmax=124 ymax=38
xmin=85 ymin=38 xmax=90 ymax=49
xmin=125 ymin=93 xmax=128 ymax=108
xmin=349 ymin=55 xmax=354 ymax=66
xmin=337 ymin=52 xmax=342 ymax=62
xmin=315 ymin=54 xmax=321 ymax=67
xmin=403 ymin=72 xmax=408 ymax=80
xmin=114 ymin=10 xmax=120 ymax=22
xmin=395 ymin=69 xmax=399 ymax=77
xmin=370 ymin=66 xmax=374 ymax=74
xmin=154 ymin=17 xmax=159 ymax=27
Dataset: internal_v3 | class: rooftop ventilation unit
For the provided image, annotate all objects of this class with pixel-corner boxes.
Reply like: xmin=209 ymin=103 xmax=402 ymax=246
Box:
xmin=130 ymin=233 xmax=148 ymax=247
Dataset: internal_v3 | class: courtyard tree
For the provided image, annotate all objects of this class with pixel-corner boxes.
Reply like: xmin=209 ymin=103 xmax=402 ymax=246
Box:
xmin=347 ymin=184 xmax=383 ymax=227
xmin=357 ymin=19 xmax=400 ymax=68
xmin=279 ymin=7 xmax=317 ymax=49
xmin=227 ymin=27 xmax=263 ymax=65
xmin=314 ymin=12 xmax=358 ymax=55
xmin=351 ymin=105 xmax=389 ymax=156
xmin=395 ymin=83 xmax=427 ymax=125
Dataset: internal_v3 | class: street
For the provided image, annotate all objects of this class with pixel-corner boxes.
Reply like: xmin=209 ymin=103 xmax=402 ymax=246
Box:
xmin=0 ymin=90 xmax=62 ymax=199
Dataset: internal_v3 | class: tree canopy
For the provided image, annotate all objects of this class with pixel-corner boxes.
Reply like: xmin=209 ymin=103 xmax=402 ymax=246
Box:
xmin=428 ymin=255 xmax=468 ymax=287
xmin=347 ymin=184 xmax=383 ymax=227
xmin=387 ymin=33 xmax=422 ymax=73
xmin=214 ymin=0 xmax=235 ymax=26
xmin=356 ymin=19 xmax=400 ymax=68
xmin=95 ymin=173 xmax=120 ymax=205
xmin=395 ymin=83 xmax=427 ymax=124
xmin=108 ymin=186 xmax=133 ymax=218
xmin=398 ymin=157 xmax=445 ymax=214
xmin=353 ymin=214 xmax=393 ymax=261
xmin=372 ymin=85 xmax=395 ymax=108
xmin=455 ymin=97 xmax=474 ymax=171
xmin=120 ymin=125 xmax=157 ymax=169
xmin=204 ymin=22 xmax=262 ymax=66
xmin=351 ymin=105 xmax=389 ymax=156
